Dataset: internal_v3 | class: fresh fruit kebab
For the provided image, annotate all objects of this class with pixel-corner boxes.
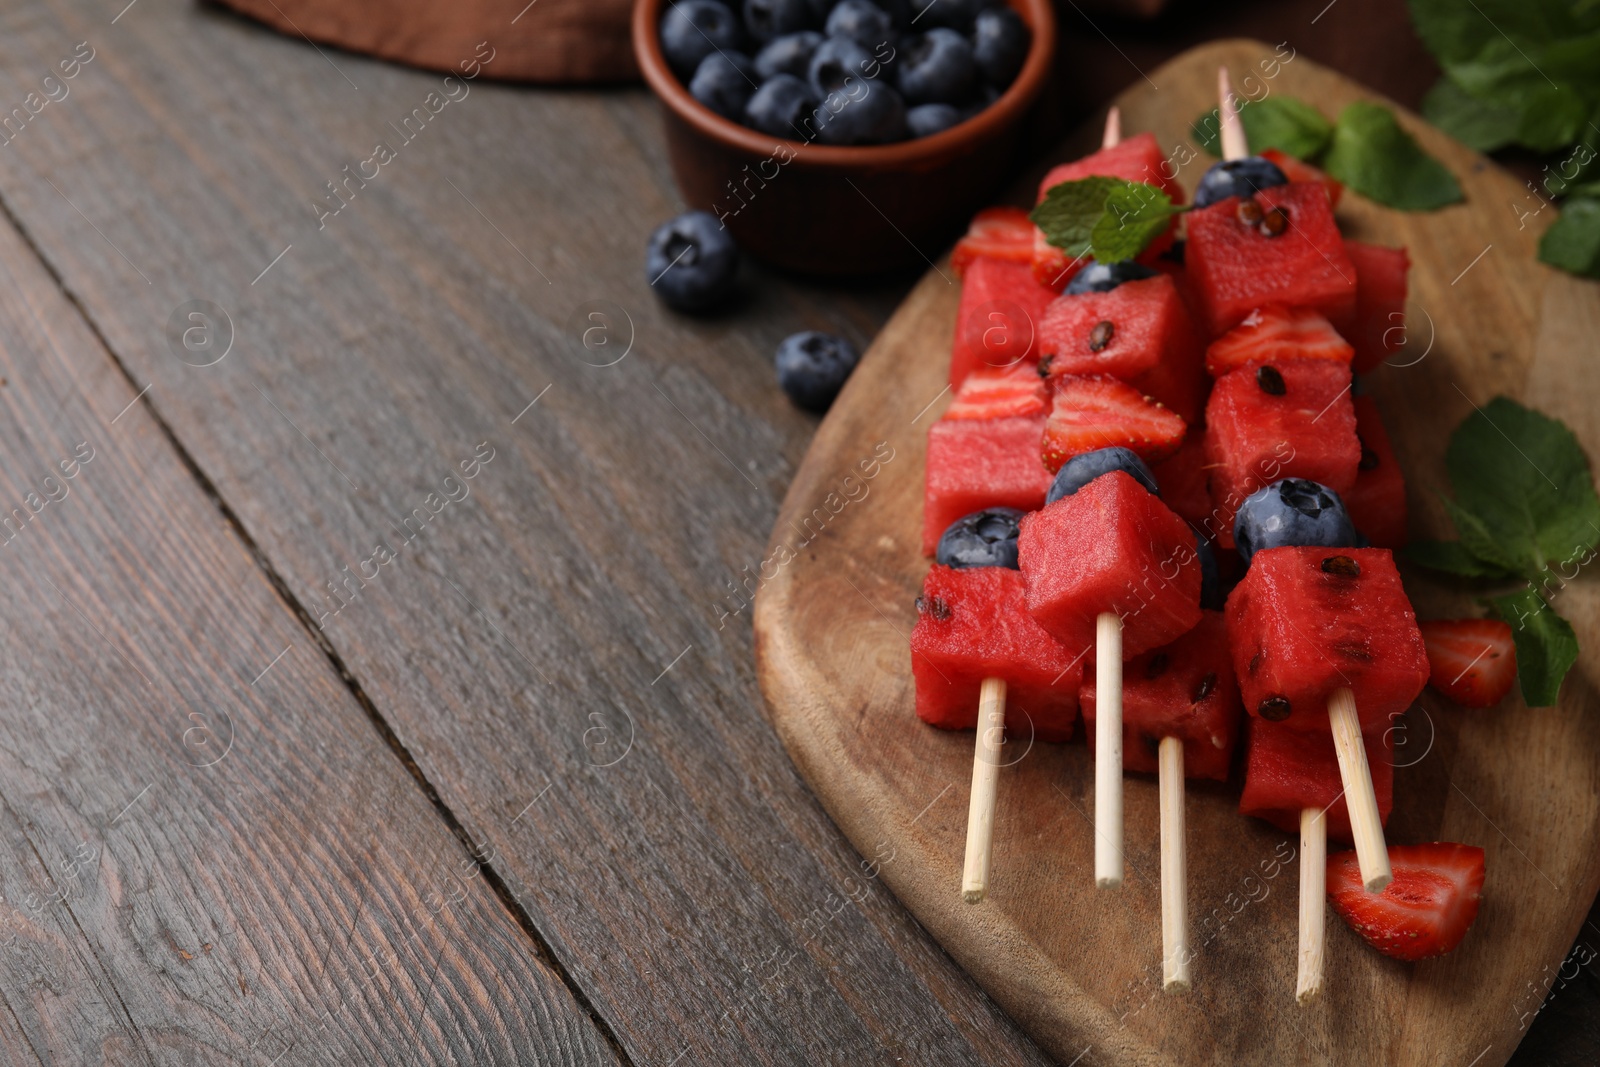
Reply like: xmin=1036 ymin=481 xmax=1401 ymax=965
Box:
xmin=910 ymin=509 xmax=1084 ymax=902
xmin=1018 ymin=453 xmax=1204 ymax=889
xmin=1081 ymin=605 xmax=1241 ymax=989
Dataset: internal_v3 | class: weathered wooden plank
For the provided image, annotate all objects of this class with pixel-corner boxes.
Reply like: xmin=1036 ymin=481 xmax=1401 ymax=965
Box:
xmin=0 ymin=1 xmax=1057 ymax=1063
xmin=0 ymin=136 xmax=620 ymax=1064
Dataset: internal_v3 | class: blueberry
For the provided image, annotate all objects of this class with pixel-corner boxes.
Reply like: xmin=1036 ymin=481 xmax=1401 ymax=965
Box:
xmin=961 ymin=81 xmax=1000 ymax=119
xmin=1193 ymin=156 xmax=1289 ymax=209
xmin=689 ymin=52 xmax=757 ymax=120
xmin=971 ymin=6 xmax=1028 ymax=86
xmin=812 ymin=80 xmax=908 ymax=144
xmin=804 ymin=0 xmax=841 ymax=21
xmin=1194 ymin=533 xmax=1223 ymax=611
xmin=775 ymin=331 xmax=860 ymax=411
xmin=910 ymin=0 xmax=991 ymax=31
xmin=745 ymin=74 xmax=820 ymax=137
xmin=1063 ymin=259 xmax=1159 ymax=296
xmin=660 ymin=1 xmax=745 ymax=80
xmin=808 ymin=35 xmax=877 ymax=95
xmin=826 ymin=0 xmax=894 ymax=47
xmin=906 ymin=102 xmax=962 ymax=137
xmin=744 ymin=0 xmax=813 ymax=41
xmin=896 ymin=28 xmax=976 ymax=105
xmin=937 ymin=508 xmax=1024 ymax=570
xmin=1045 ymin=446 xmax=1158 ymax=505
xmin=1233 ymin=478 xmax=1359 ymax=565
xmin=645 ymin=211 xmax=740 ymax=314
xmin=754 ymin=30 xmax=824 ymax=79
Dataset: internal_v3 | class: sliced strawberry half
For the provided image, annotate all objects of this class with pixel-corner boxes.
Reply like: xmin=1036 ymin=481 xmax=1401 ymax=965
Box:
xmin=1041 ymin=374 xmax=1186 ymax=471
xmin=1262 ymin=148 xmax=1344 ymax=208
xmin=1328 ymin=842 xmax=1485 ymax=961
xmin=952 ymin=206 xmax=1036 ymax=277
xmin=943 ymin=361 xmax=1048 ymax=421
xmin=1418 ymin=619 xmax=1517 ymax=708
xmin=1204 ymin=303 xmax=1355 ymax=377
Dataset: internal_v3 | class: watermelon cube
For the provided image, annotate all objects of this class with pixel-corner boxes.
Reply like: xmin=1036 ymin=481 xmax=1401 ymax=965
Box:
xmin=1018 ymin=470 xmax=1203 ymax=658
xmin=1031 ymin=133 xmax=1184 ymax=291
xmin=1151 ymin=432 xmax=1216 ymax=532
xmin=1331 ymin=242 xmax=1411 ymax=375
xmin=1041 ymin=374 xmax=1187 ymax=473
xmin=1345 ymin=395 xmax=1408 ymax=548
xmin=952 ymin=206 xmax=1036 ymax=276
xmin=950 ymin=256 xmax=1060 ymax=387
xmin=1239 ymin=718 xmax=1392 ymax=844
xmin=924 ymin=414 xmax=1051 ymax=555
xmin=1225 ymin=546 xmax=1430 ymax=733
xmin=1080 ymin=611 xmax=1241 ymax=781
xmin=911 ymin=565 xmax=1083 ymax=742
xmin=1037 ymin=275 xmax=1207 ymax=423
xmin=1203 ymin=359 xmax=1359 ymax=547
xmin=1184 ymin=182 xmax=1357 ymax=337
xmin=1204 ymin=304 xmax=1354 ymax=378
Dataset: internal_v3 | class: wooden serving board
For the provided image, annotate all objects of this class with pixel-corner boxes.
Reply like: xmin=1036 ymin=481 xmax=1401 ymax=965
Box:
xmin=754 ymin=39 xmax=1600 ymax=1067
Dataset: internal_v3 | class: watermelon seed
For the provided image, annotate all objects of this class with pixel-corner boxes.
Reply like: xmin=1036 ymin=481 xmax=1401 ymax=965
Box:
xmin=1321 ymin=555 xmax=1361 ymax=577
xmin=1144 ymin=652 xmax=1170 ymax=680
xmin=1037 ymin=355 xmax=1053 ymax=377
xmin=1248 ymin=650 xmax=1264 ymax=675
xmin=1359 ymin=446 xmax=1379 ymax=471
xmin=1088 ymin=320 xmax=1115 ymax=352
xmin=1236 ymin=198 xmax=1263 ymax=226
xmin=1256 ymin=365 xmax=1287 ymax=396
xmin=1258 ymin=696 xmax=1292 ymax=721
xmin=1192 ymin=671 xmax=1217 ymax=703
xmin=1259 ymin=207 xmax=1289 ymax=237
xmin=915 ymin=595 xmax=952 ymax=620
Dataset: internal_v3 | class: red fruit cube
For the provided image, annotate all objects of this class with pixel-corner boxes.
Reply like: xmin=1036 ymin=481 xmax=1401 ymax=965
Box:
xmin=943 ymin=362 xmax=1047 ymax=421
xmin=1204 ymin=304 xmax=1354 ymax=377
xmin=1041 ymin=374 xmax=1187 ymax=473
xmin=911 ymin=565 xmax=1083 ymax=742
xmin=1345 ymin=395 xmax=1407 ymax=548
xmin=1185 ymin=182 xmax=1358 ymax=337
xmin=950 ymin=257 xmax=1059 ymax=387
xmin=1203 ymin=359 xmax=1359 ymax=547
xmin=1038 ymin=275 xmax=1206 ymax=423
xmin=923 ymin=415 xmax=1051 ymax=555
xmin=1081 ymin=611 xmax=1241 ymax=781
xmin=1018 ymin=470 xmax=1203 ymax=658
xmin=1239 ymin=718 xmax=1392 ymax=844
xmin=1260 ymin=148 xmax=1343 ymax=208
xmin=1225 ymin=547 xmax=1431 ymax=733
xmin=952 ymin=206 xmax=1036 ymax=277
xmin=1331 ymin=242 xmax=1411 ymax=374
xmin=1150 ymin=432 xmax=1216 ymax=532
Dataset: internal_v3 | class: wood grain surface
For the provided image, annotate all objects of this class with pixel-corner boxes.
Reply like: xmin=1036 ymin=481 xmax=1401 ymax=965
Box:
xmin=756 ymin=40 xmax=1600 ymax=1067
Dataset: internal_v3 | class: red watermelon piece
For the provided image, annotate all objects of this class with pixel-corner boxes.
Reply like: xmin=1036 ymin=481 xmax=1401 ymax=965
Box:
xmin=1151 ymin=432 xmax=1215 ymax=532
xmin=944 ymin=362 xmax=1047 ymax=421
xmin=1041 ymin=374 xmax=1187 ymax=472
xmin=1239 ymin=717 xmax=1392 ymax=844
xmin=1018 ymin=470 xmax=1203 ymax=658
xmin=1261 ymin=148 xmax=1343 ymax=208
xmin=950 ymin=256 xmax=1058 ymax=387
xmin=911 ymin=565 xmax=1083 ymax=742
xmin=1225 ymin=546 xmax=1431 ymax=734
xmin=923 ymin=414 xmax=1051 ymax=555
xmin=1185 ymin=182 xmax=1358 ymax=337
xmin=1081 ymin=611 xmax=1241 ymax=781
xmin=1332 ymin=242 xmax=1412 ymax=374
xmin=952 ymin=206 xmax=1036 ymax=277
xmin=1037 ymin=275 xmax=1206 ymax=423
xmin=1345 ymin=395 xmax=1408 ymax=548
xmin=1203 ymin=359 xmax=1359 ymax=547
xmin=1204 ymin=304 xmax=1354 ymax=377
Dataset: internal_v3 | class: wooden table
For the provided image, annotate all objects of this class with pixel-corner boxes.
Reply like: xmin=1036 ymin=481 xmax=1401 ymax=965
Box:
xmin=0 ymin=0 xmax=1589 ymax=1063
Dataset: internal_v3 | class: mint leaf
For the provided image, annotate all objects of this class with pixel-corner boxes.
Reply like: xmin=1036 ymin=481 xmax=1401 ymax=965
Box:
xmin=1421 ymin=76 xmax=1521 ymax=152
xmin=1490 ymin=587 xmax=1579 ymax=706
xmin=1405 ymin=539 xmax=1518 ymax=578
xmin=1322 ymin=101 xmax=1463 ymax=210
xmin=1029 ymin=176 xmax=1126 ymax=259
xmin=1439 ymin=496 xmax=1527 ymax=577
xmin=1190 ymin=97 xmax=1334 ymax=160
xmin=1516 ymin=85 xmax=1590 ymax=153
xmin=1538 ymin=197 xmax=1600 ymax=278
xmin=1091 ymin=184 xmax=1183 ymax=263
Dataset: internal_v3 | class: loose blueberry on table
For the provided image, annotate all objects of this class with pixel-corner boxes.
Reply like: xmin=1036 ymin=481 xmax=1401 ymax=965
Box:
xmin=658 ymin=0 xmax=1031 ymax=145
xmin=644 ymin=211 xmax=741 ymax=313
xmin=774 ymin=330 xmax=860 ymax=411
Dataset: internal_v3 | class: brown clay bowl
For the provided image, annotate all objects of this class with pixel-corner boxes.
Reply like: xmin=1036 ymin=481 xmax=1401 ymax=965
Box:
xmin=633 ymin=0 xmax=1056 ymax=275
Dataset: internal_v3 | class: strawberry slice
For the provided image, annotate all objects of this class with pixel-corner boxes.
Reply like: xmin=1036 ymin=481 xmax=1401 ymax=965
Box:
xmin=1328 ymin=842 xmax=1485 ymax=961
xmin=943 ymin=361 xmax=1048 ymax=421
xmin=1262 ymin=148 xmax=1344 ymax=208
xmin=1418 ymin=619 xmax=1517 ymax=708
xmin=952 ymin=207 xmax=1036 ymax=277
xmin=1041 ymin=374 xmax=1186 ymax=471
xmin=1204 ymin=304 xmax=1355 ymax=377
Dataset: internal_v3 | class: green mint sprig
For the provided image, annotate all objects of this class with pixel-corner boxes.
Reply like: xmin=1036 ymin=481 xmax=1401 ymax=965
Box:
xmin=1029 ymin=178 xmax=1185 ymax=264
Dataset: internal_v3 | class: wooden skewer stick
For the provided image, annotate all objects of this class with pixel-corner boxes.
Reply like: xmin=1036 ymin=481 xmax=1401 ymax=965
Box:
xmin=1327 ymin=687 xmax=1392 ymax=892
xmin=1094 ymin=611 xmax=1124 ymax=889
xmin=1218 ymin=67 xmax=1248 ymax=162
xmin=1158 ymin=736 xmax=1190 ymax=991
xmin=1296 ymin=805 xmax=1328 ymax=1005
xmin=1102 ymin=105 xmax=1122 ymax=150
xmin=962 ymin=677 xmax=1009 ymax=903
